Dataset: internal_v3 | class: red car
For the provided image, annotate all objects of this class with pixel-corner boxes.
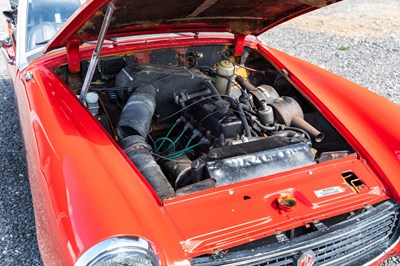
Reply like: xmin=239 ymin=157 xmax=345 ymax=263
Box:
xmin=1 ymin=0 xmax=400 ymax=265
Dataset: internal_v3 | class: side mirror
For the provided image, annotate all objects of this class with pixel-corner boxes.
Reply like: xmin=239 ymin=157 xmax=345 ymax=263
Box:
xmin=3 ymin=11 xmax=14 ymax=21
xmin=0 ymin=32 xmax=14 ymax=65
xmin=3 ymin=8 xmax=17 ymax=26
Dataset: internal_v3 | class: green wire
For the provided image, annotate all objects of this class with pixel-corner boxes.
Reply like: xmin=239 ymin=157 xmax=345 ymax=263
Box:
xmin=154 ymin=122 xmax=177 ymax=152
xmin=154 ymin=137 xmax=175 ymax=153
xmin=160 ymin=127 xmax=187 ymax=154
xmin=173 ymin=129 xmax=186 ymax=145
xmin=154 ymin=121 xmax=200 ymax=158
xmin=167 ymin=143 xmax=200 ymax=159
xmin=185 ymin=138 xmax=193 ymax=149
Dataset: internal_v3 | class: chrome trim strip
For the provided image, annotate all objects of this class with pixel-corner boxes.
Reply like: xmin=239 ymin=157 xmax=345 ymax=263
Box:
xmin=191 ymin=202 xmax=399 ymax=266
xmin=365 ymin=237 xmax=400 ymax=266
xmin=236 ymin=210 xmax=395 ymax=264
xmin=15 ymin=0 xmax=28 ymax=70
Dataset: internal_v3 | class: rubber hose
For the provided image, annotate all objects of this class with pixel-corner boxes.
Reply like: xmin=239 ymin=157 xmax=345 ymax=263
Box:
xmin=236 ymin=103 xmax=252 ymax=137
xmin=118 ymin=84 xmax=175 ymax=199
xmin=285 ymin=126 xmax=312 ymax=142
xmin=120 ymin=135 xmax=175 ymax=199
xmin=235 ymin=76 xmax=257 ymax=92
xmin=203 ymin=79 xmax=222 ymax=101
xmin=117 ymin=84 xmax=157 ymax=139
xmin=253 ymin=119 xmax=276 ymax=131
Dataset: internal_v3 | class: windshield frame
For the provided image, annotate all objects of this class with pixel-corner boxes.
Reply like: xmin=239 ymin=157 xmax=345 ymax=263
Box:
xmin=15 ymin=0 xmax=83 ymax=70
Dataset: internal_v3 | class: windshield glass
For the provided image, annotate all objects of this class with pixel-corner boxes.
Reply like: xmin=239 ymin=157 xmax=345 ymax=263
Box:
xmin=26 ymin=0 xmax=82 ymax=51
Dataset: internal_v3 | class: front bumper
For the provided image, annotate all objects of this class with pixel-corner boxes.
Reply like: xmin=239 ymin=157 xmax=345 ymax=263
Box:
xmin=191 ymin=200 xmax=400 ymax=266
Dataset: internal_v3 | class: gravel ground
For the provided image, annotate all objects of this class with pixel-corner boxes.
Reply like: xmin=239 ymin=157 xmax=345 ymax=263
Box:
xmin=0 ymin=0 xmax=42 ymax=265
xmin=0 ymin=0 xmax=399 ymax=265
xmin=260 ymin=0 xmax=400 ymax=104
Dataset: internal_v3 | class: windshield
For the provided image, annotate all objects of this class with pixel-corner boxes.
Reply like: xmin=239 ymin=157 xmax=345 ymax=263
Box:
xmin=26 ymin=0 xmax=82 ymax=51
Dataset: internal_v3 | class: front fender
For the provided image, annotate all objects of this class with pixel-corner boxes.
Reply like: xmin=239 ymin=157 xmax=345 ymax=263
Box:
xmin=17 ymin=64 xmax=185 ymax=265
xmin=259 ymin=44 xmax=400 ymax=200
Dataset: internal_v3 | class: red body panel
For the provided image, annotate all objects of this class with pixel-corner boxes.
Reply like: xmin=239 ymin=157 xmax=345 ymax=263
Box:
xmin=15 ymin=62 xmax=186 ymax=264
xmin=8 ymin=33 xmax=399 ymax=265
xmin=164 ymin=156 xmax=387 ymax=256
xmin=261 ymin=45 xmax=400 ymax=199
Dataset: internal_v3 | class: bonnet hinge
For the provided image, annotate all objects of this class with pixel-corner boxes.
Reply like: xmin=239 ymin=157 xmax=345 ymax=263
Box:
xmin=234 ymin=33 xmax=246 ymax=57
xmin=66 ymin=39 xmax=81 ymax=73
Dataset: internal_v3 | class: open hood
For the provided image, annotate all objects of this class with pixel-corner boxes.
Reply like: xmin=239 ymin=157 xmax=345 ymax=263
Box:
xmin=44 ymin=0 xmax=338 ymax=53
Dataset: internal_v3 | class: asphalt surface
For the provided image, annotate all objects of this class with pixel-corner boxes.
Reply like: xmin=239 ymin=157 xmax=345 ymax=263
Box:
xmin=0 ymin=0 xmax=399 ymax=265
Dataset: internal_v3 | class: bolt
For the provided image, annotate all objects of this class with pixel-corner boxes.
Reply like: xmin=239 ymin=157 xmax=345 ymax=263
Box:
xmin=25 ymin=71 xmax=33 ymax=81
xmin=209 ymin=153 xmax=217 ymax=158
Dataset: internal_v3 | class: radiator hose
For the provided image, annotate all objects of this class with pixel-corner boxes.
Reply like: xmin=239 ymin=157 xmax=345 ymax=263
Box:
xmin=120 ymin=135 xmax=175 ymax=199
xmin=117 ymin=84 xmax=175 ymax=199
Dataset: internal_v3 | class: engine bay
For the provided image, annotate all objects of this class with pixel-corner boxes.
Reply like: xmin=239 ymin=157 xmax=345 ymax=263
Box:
xmin=56 ymin=45 xmax=354 ymax=199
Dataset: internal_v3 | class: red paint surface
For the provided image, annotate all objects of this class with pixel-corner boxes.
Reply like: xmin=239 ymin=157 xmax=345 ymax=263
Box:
xmin=6 ymin=31 xmax=400 ymax=265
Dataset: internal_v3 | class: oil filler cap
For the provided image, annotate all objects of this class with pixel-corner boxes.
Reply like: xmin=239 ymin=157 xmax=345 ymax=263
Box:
xmin=277 ymin=195 xmax=297 ymax=212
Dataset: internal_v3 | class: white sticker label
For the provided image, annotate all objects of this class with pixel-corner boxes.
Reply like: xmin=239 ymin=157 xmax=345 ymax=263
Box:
xmin=55 ymin=13 xmax=61 ymax=23
xmin=314 ymin=186 xmax=345 ymax=198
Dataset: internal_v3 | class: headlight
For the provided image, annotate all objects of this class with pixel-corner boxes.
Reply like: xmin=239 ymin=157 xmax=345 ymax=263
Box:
xmin=75 ymin=237 xmax=160 ymax=266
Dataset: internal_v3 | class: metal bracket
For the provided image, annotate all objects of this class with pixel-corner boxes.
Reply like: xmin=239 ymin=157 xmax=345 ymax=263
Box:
xmin=66 ymin=39 xmax=81 ymax=73
xmin=313 ymin=220 xmax=328 ymax=231
xmin=79 ymin=2 xmax=116 ymax=103
xmin=25 ymin=71 xmax=33 ymax=81
xmin=234 ymin=33 xmax=246 ymax=57
xmin=275 ymin=230 xmax=289 ymax=243
xmin=362 ymin=204 xmax=374 ymax=213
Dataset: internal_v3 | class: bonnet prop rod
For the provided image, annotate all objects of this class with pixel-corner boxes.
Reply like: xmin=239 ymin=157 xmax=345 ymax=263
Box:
xmin=79 ymin=2 xmax=116 ymax=103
